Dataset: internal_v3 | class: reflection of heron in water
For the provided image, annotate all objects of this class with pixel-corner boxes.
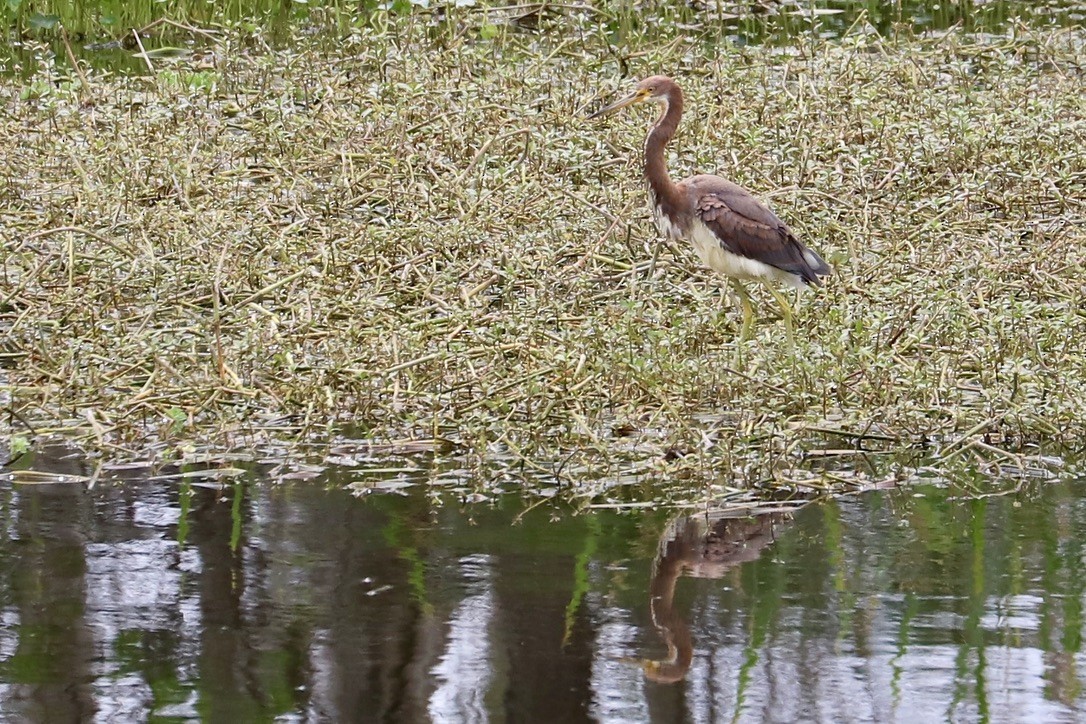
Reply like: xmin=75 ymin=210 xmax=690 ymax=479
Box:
xmin=640 ymin=508 xmax=796 ymax=684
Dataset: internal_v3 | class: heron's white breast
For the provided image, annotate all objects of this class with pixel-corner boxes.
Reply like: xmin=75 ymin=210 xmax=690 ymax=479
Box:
xmin=688 ymin=221 xmax=803 ymax=289
xmin=652 ymin=204 xmax=682 ymax=239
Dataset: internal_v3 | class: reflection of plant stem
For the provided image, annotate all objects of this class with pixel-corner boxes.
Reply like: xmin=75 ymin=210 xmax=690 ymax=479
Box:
xmin=562 ymin=516 xmax=600 ymax=647
xmin=229 ymin=483 xmax=243 ymax=553
xmin=177 ymin=480 xmax=191 ymax=548
xmin=382 ymin=517 xmax=432 ymax=616
xmin=1058 ymin=508 xmax=1084 ymax=704
xmin=402 ymin=545 xmax=433 ymax=617
xmin=821 ymin=501 xmax=856 ymax=651
xmin=822 ymin=501 xmax=846 ymax=593
xmin=950 ymin=499 xmax=988 ymax=720
xmin=890 ymin=592 xmax=917 ymax=714
xmin=1039 ymin=503 xmax=1058 ymax=691
xmin=732 ymin=626 xmax=759 ymax=723
xmin=950 ymin=631 xmax=969 ymax=719
xmin=970 ymin=500 xmax=989 ymax=721
xmin=734 ymin=520 xmax=788 ymax=721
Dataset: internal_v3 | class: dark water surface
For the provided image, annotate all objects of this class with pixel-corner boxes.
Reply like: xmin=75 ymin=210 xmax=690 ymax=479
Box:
xmin=1 ymin=449 xmax=1085 ymax=722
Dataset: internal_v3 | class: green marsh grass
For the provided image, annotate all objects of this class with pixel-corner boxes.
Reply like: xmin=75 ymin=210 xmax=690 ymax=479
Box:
xmin=1 ymin=13 xmax=1084 ymax=498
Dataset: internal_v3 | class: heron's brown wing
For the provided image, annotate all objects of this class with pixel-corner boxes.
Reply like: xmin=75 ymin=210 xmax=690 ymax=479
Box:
xmin=689 ymin=176 xmax=829 ymax=285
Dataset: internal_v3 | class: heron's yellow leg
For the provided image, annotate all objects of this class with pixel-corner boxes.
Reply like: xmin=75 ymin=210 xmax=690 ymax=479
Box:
xmin=729 ymin=280 xmax=755 ymax=342
xmin=767 ymin=287 xmax=795 ymax=349
xmin=790 ymin=287 xmax=803 ymax=316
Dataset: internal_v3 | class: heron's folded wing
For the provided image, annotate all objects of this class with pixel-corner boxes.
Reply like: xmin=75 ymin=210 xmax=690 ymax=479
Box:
xmin=693 ymin=180 xmax=828 ymax=284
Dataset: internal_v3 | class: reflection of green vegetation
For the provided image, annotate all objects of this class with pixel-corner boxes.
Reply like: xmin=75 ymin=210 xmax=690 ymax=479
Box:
xmin=883 ymin=483 xmax=1086 ymax=717
xmin=4 ymin=625 xmax=54 ymax=683
xmin=904 ymin=496 xmax=962 ymax=573
xmin=820 ymin=500 xmax=859 ymax=648
xmin=382 ymin=515 xmax=432 ymax=616
xmin=734 ymin=539 xmax=788 ymax=722
xmin=1039 ymin=495 xmax=1059 ymax=662
xmin=176 ymin=480 xmax=191 ymax=548
xmin=562 ymin=515 xmax=600 ymax=647
xmin=1 ymin=542 xmax=88 ymax=687
xmin=966 ymin=500 xmax=988 ymax=722
xmin=230 ymin=483 xmax=243 ymax=553
xmin=1051 ymin=490 xmax=1085 ymax=704
xmin=1061 ymin=523 xmax=1084 ymax=654
xmin=112 ymin=629 xmax=193 ymax=720
xmin=253 ymin=630 xmax=309 ymax=719
xmin=823 ymin=500 xmax=846 ymax=594
xmin=891 ymin=592 xmax=918 ymax=708
xmin=5 ymin=469 xmax=1086 ymax=720
xmin=195 ymin=680 xmax=265 ymax=724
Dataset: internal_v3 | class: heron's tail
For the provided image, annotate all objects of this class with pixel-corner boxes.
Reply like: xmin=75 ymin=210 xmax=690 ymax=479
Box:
xmin=799 ymin=247 xmax=832 ymax=286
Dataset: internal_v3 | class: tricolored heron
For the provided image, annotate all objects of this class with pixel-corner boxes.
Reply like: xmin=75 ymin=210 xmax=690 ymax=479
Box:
xmin=587 ymin=75 xmax=831 ymax=342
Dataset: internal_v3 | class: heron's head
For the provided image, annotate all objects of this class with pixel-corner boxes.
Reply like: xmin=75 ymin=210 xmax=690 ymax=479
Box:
xmin=586 ymin=75 xmax=676 ymax=119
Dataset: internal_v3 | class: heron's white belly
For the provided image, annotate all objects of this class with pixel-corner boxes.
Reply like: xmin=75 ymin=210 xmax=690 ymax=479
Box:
xmin=651 ymin=204 xmax=802 ymax=288
xmin=688 ymin=221 xmax=801 ymax=289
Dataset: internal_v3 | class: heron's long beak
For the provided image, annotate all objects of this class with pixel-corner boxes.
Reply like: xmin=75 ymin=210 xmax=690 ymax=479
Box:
xmin=586 ymin=90 xmax=646 ymax=120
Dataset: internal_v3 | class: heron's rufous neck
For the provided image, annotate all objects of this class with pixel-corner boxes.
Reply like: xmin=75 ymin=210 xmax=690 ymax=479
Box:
xmin=644 ymin=86 xmax=684 ymax=213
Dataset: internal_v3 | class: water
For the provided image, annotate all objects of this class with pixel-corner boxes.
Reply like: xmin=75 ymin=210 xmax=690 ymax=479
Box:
xmin=2 ymin=0 xmax=1086 ymax=76
xmin=1 ymin=448 xmax=1084 ymax=722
